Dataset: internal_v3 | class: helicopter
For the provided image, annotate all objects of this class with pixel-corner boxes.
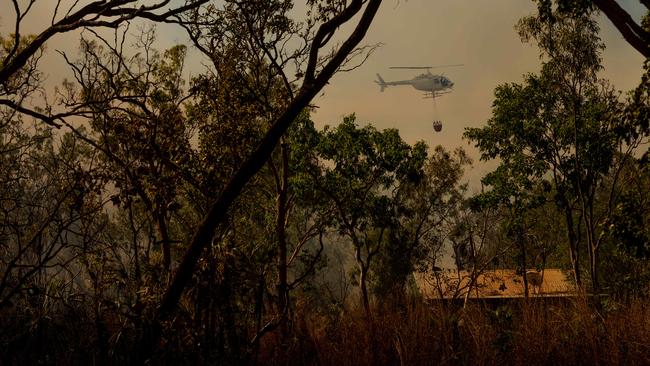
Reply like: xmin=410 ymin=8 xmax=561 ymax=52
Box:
xmin=375 ymin=64 xmax=462 ymax=132
xmin=375 ymin=64 xmax=461 ymax=98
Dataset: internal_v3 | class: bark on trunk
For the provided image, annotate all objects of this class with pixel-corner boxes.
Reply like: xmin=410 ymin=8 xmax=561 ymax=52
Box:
xmin=590 ymin=246 xmax=600 ymax=296
xmin=563 ymin=207 xmax=582 ymax=289
xmin=276 ymin=142 xmax=290 ymax=342
xmin=519 ymin=230 xmax=529 ymax=299
xmin=359 ymin=258 xmax=371 ymax=318
xmin=155 ymin=204 xmax=171 ymax=274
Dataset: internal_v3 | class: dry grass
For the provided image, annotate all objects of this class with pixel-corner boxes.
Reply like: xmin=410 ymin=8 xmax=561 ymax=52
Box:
xmin=2 ymin=296 xmax=650 ymax=365
xmin=258 ymin=297 xmax=650 ymax=366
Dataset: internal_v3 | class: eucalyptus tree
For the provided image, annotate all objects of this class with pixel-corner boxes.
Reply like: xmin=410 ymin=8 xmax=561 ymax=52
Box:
xmin=256 ymin=113 xmax=330 ymax=344
xmin=56 ymin=31 xmax=197 ymax=277
xmin=465 ymin=6 xmax=646 ymax=294
xmin=0 ymin=116 xmax=109 ymax=313
xmin=374 ymin=146 xmax=470 ymax=299
xmin=600 ymin=153 xmax=650 ymax=298
xmin=302 ymin=115 xmax=426 ymax=316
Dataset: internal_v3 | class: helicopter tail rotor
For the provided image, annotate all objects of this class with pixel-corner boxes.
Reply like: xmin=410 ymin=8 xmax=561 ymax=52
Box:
xmin=375 ymin=74 xmax=387 ymax=92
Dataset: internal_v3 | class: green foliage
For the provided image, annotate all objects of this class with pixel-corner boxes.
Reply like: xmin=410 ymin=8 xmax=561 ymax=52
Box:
xmin=600 ymin=155 xmax=650 ymax=297
xmin=464 ymin=4 xmax=646 ymax=295
xmin=315 ymin=114 xmax=427 ymax=234
xmin=375 ymin=146 xmax=470 ymax=296
xmin=610 ymin=194 xmax=650 ymax=260
xmin=303 ymin=115 xmax=431 ymax=306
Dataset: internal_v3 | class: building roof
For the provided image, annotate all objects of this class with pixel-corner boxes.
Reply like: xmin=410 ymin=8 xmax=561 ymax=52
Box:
xmin=414 ymin=269 xmax=576 ymax=299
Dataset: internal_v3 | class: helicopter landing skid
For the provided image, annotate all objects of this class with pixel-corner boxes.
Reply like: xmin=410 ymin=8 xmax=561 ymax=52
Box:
xmin=424 ymin=91 xmax=451 ymax=99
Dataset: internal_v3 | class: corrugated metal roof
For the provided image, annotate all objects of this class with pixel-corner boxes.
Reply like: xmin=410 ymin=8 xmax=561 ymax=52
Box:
xmin=415 ymin=269 xmax=576 ymax=299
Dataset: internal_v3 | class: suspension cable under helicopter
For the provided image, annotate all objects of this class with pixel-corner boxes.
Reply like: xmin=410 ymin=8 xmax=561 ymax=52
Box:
xmin=432 ymin=92 xmax=442 ymax=132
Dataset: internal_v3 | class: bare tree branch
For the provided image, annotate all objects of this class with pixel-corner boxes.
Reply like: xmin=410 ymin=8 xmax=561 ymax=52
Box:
xmin=0 ymin=99 xmax=62 ymax=128
xmin=0 ymin=0 xmax=208 ymax=87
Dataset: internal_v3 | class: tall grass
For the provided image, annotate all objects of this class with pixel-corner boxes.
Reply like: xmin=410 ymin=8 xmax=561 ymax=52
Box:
xmin=259 ymin=297 xmax=650 ymax=366
xmin=2 ymin=296 xmax=650 ymax=365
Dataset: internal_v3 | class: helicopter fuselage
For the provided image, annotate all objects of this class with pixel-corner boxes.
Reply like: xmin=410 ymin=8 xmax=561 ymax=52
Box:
xmin=376 ymin=72 xmax=454 ymax=94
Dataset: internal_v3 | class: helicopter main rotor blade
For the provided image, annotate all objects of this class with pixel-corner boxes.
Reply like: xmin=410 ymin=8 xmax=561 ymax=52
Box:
xmin=428 ymin=63 xmax=464 ymax=69
xmin=389 ymin=66 xmax=432 ymax=69
xmin=389 ymin=64 xmax=464 ymax=70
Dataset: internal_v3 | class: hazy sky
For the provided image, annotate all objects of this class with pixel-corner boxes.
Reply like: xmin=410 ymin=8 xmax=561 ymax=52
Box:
xmin=1 ymin=0 xmax=646 ymax=190
xmin=299 ymin=0 xmax=646 ymax=190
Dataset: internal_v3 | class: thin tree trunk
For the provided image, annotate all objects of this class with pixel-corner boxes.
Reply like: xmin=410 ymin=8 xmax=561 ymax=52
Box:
xmin=355 ymin=246 xmax=371 ymax=319
xmin=584 ymin=208 xmax=601 ymax=297
xmin=463 ymin=269 xmax=477 ymax=308
xmin=359 ymin=262 xmax=371 ymax=318
xmin=155 ymin=203 xmax=171 ymax=274
xmin=564 ymin=207 xmax=582 ymax=289
xmin=275 ymin=142 xmax=290 ymax=345
xmin=520 ymin=229 xmax=529 ymax=299
xmin=590 ymin=245 xmax=600 ymax=296
xmin=463 ymin=234 xmax=478 ymax=307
